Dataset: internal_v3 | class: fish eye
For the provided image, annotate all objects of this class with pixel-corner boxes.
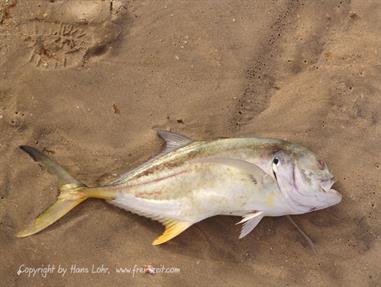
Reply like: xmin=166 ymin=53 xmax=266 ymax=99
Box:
xmin=273 ymin=157 xmax=280 ymax=165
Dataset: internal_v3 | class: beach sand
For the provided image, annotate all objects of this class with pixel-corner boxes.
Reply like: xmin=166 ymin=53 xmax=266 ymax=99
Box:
xmin=0 ymin=0 xmax=380 ymax=286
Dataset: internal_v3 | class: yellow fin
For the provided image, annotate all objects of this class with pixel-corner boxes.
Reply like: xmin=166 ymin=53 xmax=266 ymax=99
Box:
xmin=17 ymin=146 xmax=88 ymax=238
xmin=16 ymin=191 xmax=87 ymax=238
xmin=152 ymin=220 xmax=191 ymax=245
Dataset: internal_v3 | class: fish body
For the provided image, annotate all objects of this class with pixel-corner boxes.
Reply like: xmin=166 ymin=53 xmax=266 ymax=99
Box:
xmin=17 ymin=130 xmax=342 ymax=245
xmin=108 ymin=140 xmax=289 ymax=218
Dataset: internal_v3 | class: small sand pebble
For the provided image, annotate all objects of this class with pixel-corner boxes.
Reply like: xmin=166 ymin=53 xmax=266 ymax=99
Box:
xmin=175 ymin=55 xmax=180 ymax=60
xmin=112 ymin=103 xmax=120 ymax=114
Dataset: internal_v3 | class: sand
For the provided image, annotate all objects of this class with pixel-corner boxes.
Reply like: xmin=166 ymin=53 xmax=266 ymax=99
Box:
xmin=0 ymin=0 xmax=380 ymax=286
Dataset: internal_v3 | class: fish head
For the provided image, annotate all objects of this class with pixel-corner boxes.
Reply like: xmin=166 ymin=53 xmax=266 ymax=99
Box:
xmin=270 ymin=143 xmax=342 ymax=214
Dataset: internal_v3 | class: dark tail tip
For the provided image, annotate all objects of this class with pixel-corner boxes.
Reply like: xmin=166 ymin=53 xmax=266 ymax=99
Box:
xmin=19 ymin=145 xmax=28 ymax=151
xmin=19 ymin=145 xmax=41 ymax=161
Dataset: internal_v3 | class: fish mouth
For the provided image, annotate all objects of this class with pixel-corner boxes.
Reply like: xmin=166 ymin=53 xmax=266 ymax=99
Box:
xmin=320 ymin=176 xmax=335 ymax=192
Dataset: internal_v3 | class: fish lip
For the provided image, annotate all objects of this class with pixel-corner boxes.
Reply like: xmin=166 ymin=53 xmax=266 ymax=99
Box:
xmin=330 ymin=188 xmax=342 ymax=202
xmin=318 ymin=188 xmax=342 ymax=206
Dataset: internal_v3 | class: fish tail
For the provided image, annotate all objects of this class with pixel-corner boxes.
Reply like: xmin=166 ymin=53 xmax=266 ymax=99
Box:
xmin=16 ymin=145 xmax=89 ymax=238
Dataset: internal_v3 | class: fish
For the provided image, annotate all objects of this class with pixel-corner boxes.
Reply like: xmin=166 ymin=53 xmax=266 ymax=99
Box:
xmin=16 ymin=129 xmax=342 ymax=246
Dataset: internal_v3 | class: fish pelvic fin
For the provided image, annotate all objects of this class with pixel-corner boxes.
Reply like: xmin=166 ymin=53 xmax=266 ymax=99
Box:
xmin=152 ymin=219 xmax=192 ymax=245
xmin=237 ymin=212 xmax=264 ymax=239
xmin=17 ymin=146 xmax=88 ymax=238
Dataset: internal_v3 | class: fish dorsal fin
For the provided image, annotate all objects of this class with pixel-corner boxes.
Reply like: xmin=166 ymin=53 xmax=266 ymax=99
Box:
xmin=155 ymin=129 xmax=192 ymax=153
xmin=152 ymin=219 xmax=192 ymax=245
xmin=236 ymin=211 xmax=264 ymax=239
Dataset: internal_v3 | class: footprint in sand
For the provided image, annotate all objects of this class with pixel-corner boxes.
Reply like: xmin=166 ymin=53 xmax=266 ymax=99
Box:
xmin=14 ymin=0 xmax=128 ymax=70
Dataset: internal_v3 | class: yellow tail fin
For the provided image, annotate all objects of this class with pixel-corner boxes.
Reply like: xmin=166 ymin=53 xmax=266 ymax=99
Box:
xmin=16 ymin=146 xmax=87 ymax=238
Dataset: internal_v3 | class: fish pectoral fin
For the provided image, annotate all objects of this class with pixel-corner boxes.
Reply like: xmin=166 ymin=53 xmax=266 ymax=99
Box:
xmin=193 ymin=157 xmax=273 ymax=184
xmin=237 ymin=212 xmax=264 ymax=239
xmin=152 ymin=219 xmax=192 ymax=245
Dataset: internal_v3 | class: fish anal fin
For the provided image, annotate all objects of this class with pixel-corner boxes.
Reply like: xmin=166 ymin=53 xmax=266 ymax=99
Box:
xmin=152 ymin=220 xmax=192 ymax=245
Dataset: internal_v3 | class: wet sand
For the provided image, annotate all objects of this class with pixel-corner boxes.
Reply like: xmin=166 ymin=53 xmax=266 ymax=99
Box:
xmin=0 ymin=0 xmax=380 ymax=286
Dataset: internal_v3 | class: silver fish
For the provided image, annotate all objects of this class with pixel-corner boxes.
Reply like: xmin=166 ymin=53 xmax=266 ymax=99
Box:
xmin=16 ymin=130 xmax=342 ymax=245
